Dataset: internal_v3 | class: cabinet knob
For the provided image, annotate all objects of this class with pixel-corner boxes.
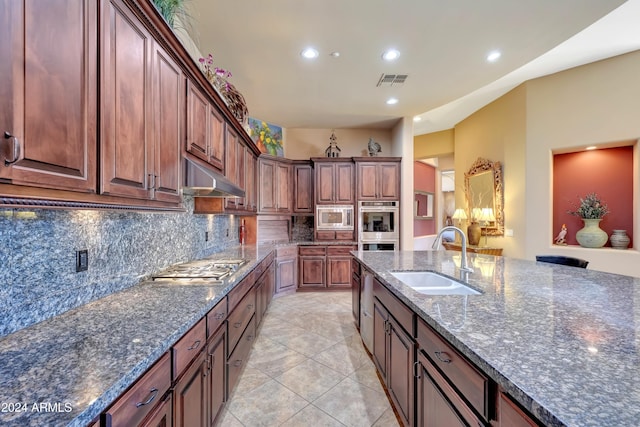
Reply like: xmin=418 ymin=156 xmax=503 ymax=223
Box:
xmin=3 ymin=132 xmax=21 ymax=166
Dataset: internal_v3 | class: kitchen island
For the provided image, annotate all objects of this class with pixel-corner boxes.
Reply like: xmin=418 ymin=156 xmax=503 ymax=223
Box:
xmin=353 ymin=249 xmax=640 ymax=427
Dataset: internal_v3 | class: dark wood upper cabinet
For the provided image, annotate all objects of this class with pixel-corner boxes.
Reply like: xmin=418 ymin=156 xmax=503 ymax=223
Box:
xmin=312 ymin=159 xmax=354 ymax=205
xmin=275 ymin=162 xmax=291 ymax=213
xmin=258 ymin=156 xmax=291 ymax=214
xmin=244 ymin=148 xmax=257 ymax=212
xmin=100 ymin=0 xmax=154 ymax=200
xmin=151 ymin=42 xmax=182 ymax=203
xmin=0 ymin=0 xmax=97 ymax=192
xmin=293 ymin=162 xmax=313 ymax=213
xmin=355 ymin=159 xmax=401 ymax=201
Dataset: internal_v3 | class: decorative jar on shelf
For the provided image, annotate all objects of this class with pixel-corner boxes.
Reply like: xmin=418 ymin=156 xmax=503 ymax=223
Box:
xmin=467 ymin=221 xmax=481 ymax=246
xmin=610 ymin=229 xmax=630 ymax=249
xmin=575 ymin=218 xmax=608 ymax=248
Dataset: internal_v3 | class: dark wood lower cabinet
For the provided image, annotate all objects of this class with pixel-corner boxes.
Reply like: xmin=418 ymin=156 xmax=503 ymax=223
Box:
xmin=173 ymin=349 xmax=208 ymax=427
xmin=140 ymin=392 xmax=172 ymax=427
xmin=417 ymin=351 xmax=473 ymax=427
xmin=495 ymin=391 xmax=539 ymax=427
xmin=327 ymin=256 xmax=351 ymax=288
xmin=372 ymin=297 xmax=414 ymax=427
xmin=207 ymin=327 xmax=226 ymax=427
xmin=299 ymin=256 xmax=326 ymax=289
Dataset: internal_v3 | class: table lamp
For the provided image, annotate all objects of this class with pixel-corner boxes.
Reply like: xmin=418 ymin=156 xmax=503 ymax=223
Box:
xmin=452 ymin=208 xmax=467 ymax=228
xmin=479 ymin=207 xmax=495 ymax=246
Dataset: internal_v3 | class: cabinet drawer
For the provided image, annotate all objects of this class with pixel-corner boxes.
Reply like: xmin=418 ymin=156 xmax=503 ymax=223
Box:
xmin=417 ymin=317 xmax=489 ymax=419
xmin=299 ymin=246 xmax=326 ymax=256
xmin=373 ymin=278 xmax=414 ymax=336
xmin=227 ymin=316 xmax=256 ymax=395
xmin=335 ymin=231 xmax=355 ymax=241
xmin=206 ymin=298 xmax=227 ymax=337
xmin=227 ymin=287 xmax=256 ymax=355
xmin=103 ymin=352 xmax=171 ymax=427
xmin=173 ymin=317 xmax=206 ymax=381
xmin=277 ymin=245 xmax=297 ymax=258
xmin=228 ymin=274 xmax=254 ymax=313
xmin=315 ymin=230 xmax=335 ymax=240
xmin=327 ymin=245 xmax=356 ymax=256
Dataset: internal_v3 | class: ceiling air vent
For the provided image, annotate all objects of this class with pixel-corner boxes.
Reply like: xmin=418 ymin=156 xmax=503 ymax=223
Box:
xmin=376 ymin=73 xmax=408 ymax=87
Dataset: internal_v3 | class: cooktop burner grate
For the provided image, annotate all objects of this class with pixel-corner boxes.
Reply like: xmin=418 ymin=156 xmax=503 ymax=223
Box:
xmin=152 ymin=258 xmax=248 ymax=280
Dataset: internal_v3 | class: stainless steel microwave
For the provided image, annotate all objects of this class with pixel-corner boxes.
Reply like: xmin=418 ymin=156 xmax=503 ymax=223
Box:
xmin=316 ymin=205 xmax=354 ymax=230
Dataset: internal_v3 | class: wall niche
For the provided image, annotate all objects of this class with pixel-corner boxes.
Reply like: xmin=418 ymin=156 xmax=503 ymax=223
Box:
xmin=552 ymin=144 xmax=634 ymax=248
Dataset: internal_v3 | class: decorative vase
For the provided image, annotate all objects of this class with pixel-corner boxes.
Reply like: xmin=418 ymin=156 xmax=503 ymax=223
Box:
xmin=575 ymin=218 xmax=608 ymax=248
xmin=467 ymin=221 xmax=481 ymax=246
xmin=610 ymin=229 xmax=630 ymax=249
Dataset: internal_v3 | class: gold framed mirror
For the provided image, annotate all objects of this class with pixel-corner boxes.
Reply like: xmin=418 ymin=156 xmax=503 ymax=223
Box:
xmin=464 ymin=158 xmax=504 ymax=236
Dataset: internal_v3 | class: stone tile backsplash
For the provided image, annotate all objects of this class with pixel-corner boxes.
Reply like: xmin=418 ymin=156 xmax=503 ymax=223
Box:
xmin=0 ymin=197 xmax=239 ymax=337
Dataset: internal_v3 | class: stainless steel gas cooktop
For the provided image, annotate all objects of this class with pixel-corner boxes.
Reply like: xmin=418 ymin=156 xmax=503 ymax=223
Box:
xmin=152 ymin=258 xmax=248 ymax=282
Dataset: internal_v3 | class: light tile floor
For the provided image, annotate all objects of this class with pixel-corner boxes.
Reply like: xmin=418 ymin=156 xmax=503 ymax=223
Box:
xmin=218 ymin=291 xmax=401 ymax=427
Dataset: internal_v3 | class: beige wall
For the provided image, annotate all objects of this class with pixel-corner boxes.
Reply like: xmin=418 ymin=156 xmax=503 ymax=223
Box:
xmin=440 ymin=49 xmax=640 ymax=276
xmin=524 ymin=50 xmax=640 ymax=276
xmin=284 ymin=128 xmax=393 ymax=160
xmin=414 ymin=129 xmax=455 ymax=159
xmin=455 ymin=85 xmax=527 ymax=258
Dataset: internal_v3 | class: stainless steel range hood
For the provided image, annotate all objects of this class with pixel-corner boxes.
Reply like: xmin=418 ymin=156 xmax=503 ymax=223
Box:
xmin=183 ymin=158 xmax=244 ymax=198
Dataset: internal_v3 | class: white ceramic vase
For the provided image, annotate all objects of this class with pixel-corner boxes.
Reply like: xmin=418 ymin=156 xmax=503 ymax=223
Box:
xmin=575 ymin=218 xmax=608 ymax=248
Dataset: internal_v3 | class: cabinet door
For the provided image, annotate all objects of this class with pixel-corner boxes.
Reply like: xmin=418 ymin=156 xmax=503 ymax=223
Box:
xmin=417 ymin=355 xmax=466 ymax=427
xmin=388 ymin=316 xmax=414 ymax=427
xmin=372 ymin=301 xmax=389 ymax=378
xmin=276 ymin=162 xmax=291 ymax=213
xmin=101 ymin=0 xmax=153 ymax=200
xmin=379 ymin=163 xmax=400 ymax=200
xmin=293 ymin=164 xmax=313 ymax=213
xmin=208 ymin=106 xmax=225 ymax=173
xmin=174 ymin=350 xmax=207 ymax=427
xmin=497 ymin=392 xmax=538 ymax=427
xmin=351 ymin=271 xmax=361 ymax=327
xmin=258 ymin=159 xmax=277 ymax=213
xmin=151 ymin=43 xmax=181 ymax=203
xmin=185 ymin=80 xmax=210 ymax=164
xmin=357 ymin=163 xmax=378 ymax=200
xmin=299 ymin=256 xmax=326 ymax=288
xmin=315 ymin=163 xmax=335 ymax=204
xmin=0 ymin=0 xmax=97 ymax=192
xmin=207 ymin=327 xmax=226 ymax=427
xmin=327 ymin=256 xmax=352 ymax=288
xmin=245 ymin=149 xmax=257 ymax=211
xmin=417 ymin=351 xmax=479 ymax=427
xmin=276 ymin=257 xmax=297 ymax=293
xmin=140 ymin=392 xmax=172 ymax=427
xmin=335 ymin=163 xmax=354 ymax=203
xmin=224 ymin=128 xmax=238 ymax=209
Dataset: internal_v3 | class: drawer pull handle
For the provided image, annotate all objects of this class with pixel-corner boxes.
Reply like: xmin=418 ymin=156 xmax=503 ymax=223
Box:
xmin=136 ymin=388 xmax=158 ymax=408
xmin=3 ymin=131 xmax=21 ymax=166
xmin=233 ymin=359 xmax=242 ymax=367
xmin=188 ymin=340 xmax=201 ymax=351
xmin=246 ymin=334 xmax=254 ymax=342
xmin=434 ymin=351 xmax=452 ymax=364
xmin=247 ymin=304 xmax=254 ymax=310
xmin=214 ymin=312 xmax=225 ymax=320
xmin=233 ymin=321 xmax=242 ymax=328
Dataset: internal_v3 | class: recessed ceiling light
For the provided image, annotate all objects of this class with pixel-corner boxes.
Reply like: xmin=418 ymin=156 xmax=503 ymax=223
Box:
xmin=413 ymin=116 xmax=422 ymax=122
xmin=382 ymin=49 xmax=401 ymax=61
xmin=329 ymin=51 xmax=340 ymax=58
xmin=586 ymin=146 xmax=597 ymax=150
xmin=486 ymin=50 xmax=501 ymax=62
xmin=301 ymin=47 xmax=319 ymax=59
xmin=386 ymin=98 xmax=398 ymax=105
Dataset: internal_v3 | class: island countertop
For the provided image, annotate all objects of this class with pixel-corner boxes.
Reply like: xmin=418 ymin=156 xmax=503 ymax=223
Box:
xmin=352 ymin=249 xmax=640 ymax=427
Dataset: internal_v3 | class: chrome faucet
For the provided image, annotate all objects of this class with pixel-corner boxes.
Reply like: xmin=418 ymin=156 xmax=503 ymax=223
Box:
xmin=432 ymin=226 xmax=474 ymax=275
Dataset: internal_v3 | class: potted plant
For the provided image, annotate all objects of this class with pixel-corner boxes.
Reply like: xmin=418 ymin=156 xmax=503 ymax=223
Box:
xmin=567 ymin=192 xmax=609 ymax=248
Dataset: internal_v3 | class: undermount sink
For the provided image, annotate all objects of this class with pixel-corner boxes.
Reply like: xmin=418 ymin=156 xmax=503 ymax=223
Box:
xmin=389 ymin=271 xmax=481 ymax=295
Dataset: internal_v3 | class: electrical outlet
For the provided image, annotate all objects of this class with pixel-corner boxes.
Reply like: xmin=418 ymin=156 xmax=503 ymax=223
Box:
xmin=205 ymin=231 xmax=209 ymax=242
xmin=76 ymin=250 xmax=88 ymax=272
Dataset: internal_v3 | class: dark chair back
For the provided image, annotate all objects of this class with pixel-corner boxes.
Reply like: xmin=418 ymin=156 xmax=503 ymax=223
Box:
xmin=535 ymin=255 xmax=589 ymax=268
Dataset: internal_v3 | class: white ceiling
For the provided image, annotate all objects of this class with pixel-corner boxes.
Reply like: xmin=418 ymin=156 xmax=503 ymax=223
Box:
xmin=185 ymin=0 xmax=640 ymax=135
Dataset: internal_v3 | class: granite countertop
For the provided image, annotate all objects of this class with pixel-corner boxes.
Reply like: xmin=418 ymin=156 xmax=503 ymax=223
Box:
xmin=0 ymin=244 xmax=275 ymax=427
xmin=352 ymin=250 xmax=640 ymax=427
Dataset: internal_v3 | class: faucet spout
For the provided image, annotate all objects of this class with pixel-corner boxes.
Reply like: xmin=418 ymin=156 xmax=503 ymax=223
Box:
xmin=432 ymin=226 xmax=474 ymax=275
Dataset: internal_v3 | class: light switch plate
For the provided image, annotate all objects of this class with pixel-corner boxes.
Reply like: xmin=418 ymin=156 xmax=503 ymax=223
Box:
xmin=76 ymin=250 xmax=88 ymax=272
